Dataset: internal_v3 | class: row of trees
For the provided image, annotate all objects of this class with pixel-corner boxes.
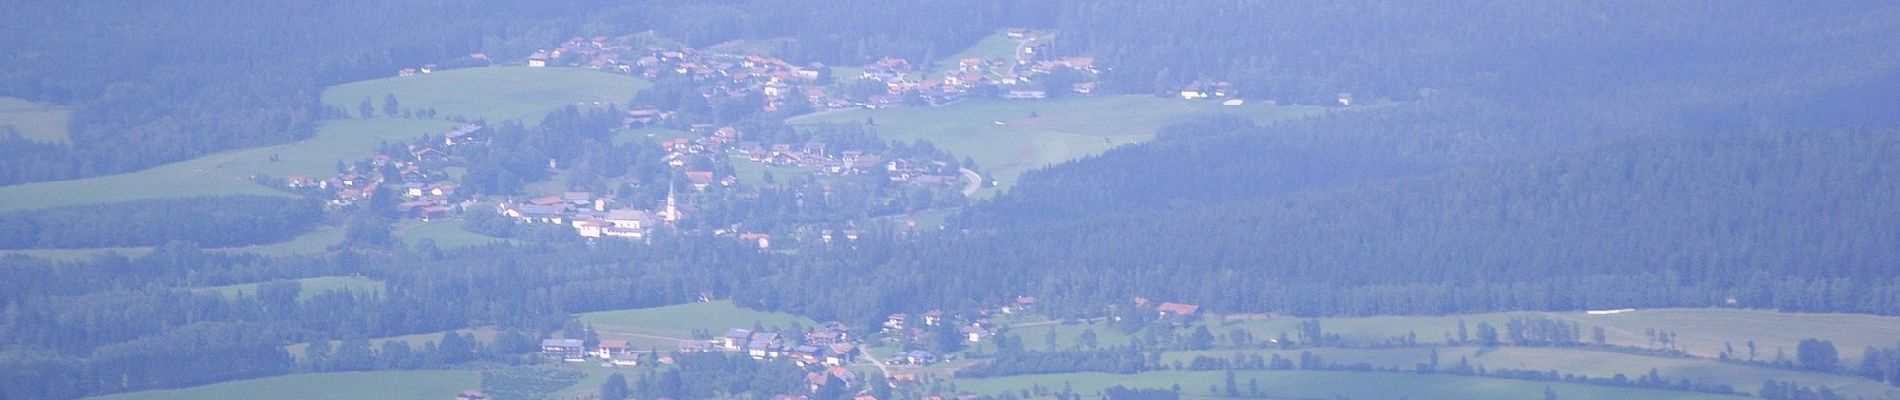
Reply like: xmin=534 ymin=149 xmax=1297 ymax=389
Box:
xmin=0 ymin=196 xmax=321 ymax=249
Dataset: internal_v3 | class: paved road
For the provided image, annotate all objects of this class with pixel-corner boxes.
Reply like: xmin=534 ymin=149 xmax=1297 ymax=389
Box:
xmin=959 ymin=168 xmax=983 ymax=196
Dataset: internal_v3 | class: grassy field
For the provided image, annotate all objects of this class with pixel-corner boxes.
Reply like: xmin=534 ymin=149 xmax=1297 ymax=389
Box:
xmin=790 ymin=96 xmax=1322 ymax=196
xmin=956 ymin=370 xmax=1746 ymax=400
xmin=0 ymin=67 xmax=650 ymax=212
xmin=87 ymin=370 xmax=480 ymax=400
xmin=577 ymin=300 xmax=818 ymax=339
xmin=1214 ymin=308 xmax=1900 ymax=365
xmin=0 ymin=224 xmax=346 ymax=261
xmin=0 ymin=96 xmax=71 ymax=143
xmin=399 ymin=220 xmax=515 ymax=249
xmin=322 ymin=66 xmax=651 ymax=125
xmin=923 ymin=32 xmax=1022 ymax=81
xmin=193 ymin=275 xmax=385 ymax=301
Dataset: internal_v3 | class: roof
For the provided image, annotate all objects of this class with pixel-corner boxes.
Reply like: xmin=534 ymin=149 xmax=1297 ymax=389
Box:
xmin=726 ymin=328 xmax=754 ymax=339
xmin=542 ymin=339 xmax=583 ymax=347
xmin=1158 ymin=302 xmax=1201 ymax=315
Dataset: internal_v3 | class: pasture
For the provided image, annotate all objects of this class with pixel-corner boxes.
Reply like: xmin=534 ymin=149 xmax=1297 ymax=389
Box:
xmin=790 ymin=96 xmax=1321 ymax=196
xmin=577 ymin=300 xmax=818 ymax=339
xmin=399 ymin=220 xmax=515 ymax=249
xmin=1216 ymin=308 xmax=1900 ymax=364
xmin=87 ymin=370 xmax=479 ymax=400
xmin=321 ymin=66 xmax=651 ymax=125
xmin=954 ymin=370 xmax=1747 ymax=400
xmin=922 ymin=32 xmax=1023 ymax=81
xmin=0 ymin=67 xmax=650 ymax=212
xmin=0 ymin=96 xmax=71 ymax=143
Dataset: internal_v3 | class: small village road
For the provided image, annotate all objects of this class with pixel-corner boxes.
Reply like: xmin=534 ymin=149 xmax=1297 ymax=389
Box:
xmin=959 ymin=168 xmax=983 ymax=196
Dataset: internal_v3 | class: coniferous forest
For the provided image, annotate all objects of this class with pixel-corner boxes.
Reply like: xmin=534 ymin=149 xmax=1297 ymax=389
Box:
xmin=4 ymin=1 xmax=1900 ymax=399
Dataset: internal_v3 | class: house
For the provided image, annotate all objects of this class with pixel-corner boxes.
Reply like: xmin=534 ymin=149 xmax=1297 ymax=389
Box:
xmin=444 ymin=125 xmax=484 ymax=146
xmin=747 ymin=332 xmax=781 ymax=359
xmin=792 ymin=345 xmax=825 ymax=366
xmin=595 ymin=339 xmax=630 ymax=359
xmin=611 ymin=352 xmax=640 ymax=367
xmin=961 ymin=326 xmax=987 ymax=343
xmin=541 ymin=339 xmax=585 ymax=361
xmin=723 ymin=328 xmax=753 ymax=350
xmin=923 ymin=310 xmax=943 ymax=326
xmin=685 ymin=171 xmax=714 ymax=191
xmin=1002 ymin=296 xmax=1036 ymax=314
xmin=883 ymin=313 xmax=906 ymax=331
xmin=904 ymin=350 xmax=936 ymax=365
xmin=528 ymin=51 xmax=550 ymax=67
xmin=606 ymin=209 xmax=653 ymax=230
xmin=738 ymin=233 xmax=771 ymax=250
xmin=1180 ymin=82 xmax=1210 ymax=100
xmin=1337 ymin=92 xmax=1353 ymax=106
xmin=457 ymin=390 xmax=489 ymax=400
xmin=1157 ymin=302 xmax=1200 ymax=317
xmin=825 ymin=343 xmax=857 ymax=366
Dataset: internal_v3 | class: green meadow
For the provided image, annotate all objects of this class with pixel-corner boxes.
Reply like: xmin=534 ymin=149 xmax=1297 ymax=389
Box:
xmin=789 ymin=96 xmax=1322 ymax=196
xmin=577 ymin=300 xmax=819 ymax=339
xmin=955 ymin=370 xmax=1747 ymax=400
xmin=321 ymin=66 xmax=651 ymax=125
xmin=1214 ymin=308 xmax=1900 ymax=365
xmin=0 ymin=96 xmax=71 ymax=143
xmin=0 ymin=67 xmax=650 ymax=212
xmin=923 ymin=32 xmax=1022 ymax=81
xmin=399 ymin=219 xmax=516 ymax=249
xmin=87 ymin=370 xmax=480 ymax=400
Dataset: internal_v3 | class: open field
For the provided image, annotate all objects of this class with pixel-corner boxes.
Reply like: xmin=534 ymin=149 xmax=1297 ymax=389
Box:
xmin=0 ymin=96 xmax=71 ymax=143
xmin=790 ymin=96 xmax=1321 ymax=196
xmin=321 ymin=66 xmax=651 ymax=125
xmin=1216 ymin=308 xmax=1900 ymax=364
xmin=1152 ymin=346 xmax=1895 ymax=399
xmin=193 ymin=275 xmax=385 ymax=302
xmin=955 ymin=370 xmax=1746 ymax=400
xmin=613 ymin=127 xmax=695 ymax=145
xmin=399 ymin=220 xmax=515 ymax=249
xmin=577 ymin=300 xmax=818 ymax=339
xmin=0 ymin=224 xmax=346 ymax=261
xmin=87 ymin=370 xmax=480 ymax=400
xmin=0 ymin=67 xmax=650 ymax=212
xmin=923 ymin=32 xmax=1022 ymax=81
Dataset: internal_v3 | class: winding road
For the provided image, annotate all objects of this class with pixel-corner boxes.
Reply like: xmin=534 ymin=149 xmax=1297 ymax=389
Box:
xmin=958 ymin=168 xmax=984 ymax=196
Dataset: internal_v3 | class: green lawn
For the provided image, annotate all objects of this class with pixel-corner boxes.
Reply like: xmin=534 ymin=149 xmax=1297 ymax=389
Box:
xmin=0 ymin=67 xmax=650 ymax=212
xmin=193 ymin=275 xmax=385 ymax=301
xmin=577 ymin=300 xmax=818 ymax=339
xmin=955 ymin=370 xmax=1746 ymax=400
xmin=399 ymin=220 xmax=515 ymax=249
xmin=729 ymin=154 xmax=823 ymax=185
xmin=790 ymin=96 xmax=1322 ymax=196
xmin=0 ymin=96 xmax=71 ymax=143
xmin=87 ymin=370 xmax=480 ymax=400
xmin=322 ymin=66 xmax=650 ymax=125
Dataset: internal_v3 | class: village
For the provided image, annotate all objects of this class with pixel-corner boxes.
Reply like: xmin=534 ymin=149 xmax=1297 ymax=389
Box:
xmin=520 ymin=295 xmax=1208 ymax=400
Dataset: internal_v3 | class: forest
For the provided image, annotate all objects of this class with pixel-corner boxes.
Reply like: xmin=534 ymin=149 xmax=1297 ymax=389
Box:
xmin=4 ymin=1 xmax=1900 ymax=399
xmin=0 ymin=196 xmax=321 ymax=249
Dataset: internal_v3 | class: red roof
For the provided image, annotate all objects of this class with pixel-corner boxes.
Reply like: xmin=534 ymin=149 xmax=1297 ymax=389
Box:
xmin=1158 ymin=302 xmax=1200 ymax=315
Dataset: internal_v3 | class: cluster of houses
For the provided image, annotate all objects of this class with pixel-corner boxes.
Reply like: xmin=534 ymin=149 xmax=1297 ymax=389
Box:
xmin=499 ymin=190 xmax=678 ymax=240
xmin=1130 ymin=296 xmax=1204 ymax=325
xmin=284 ymin=125 xmax=483 ymax=220
xmin=521 ymin=29 xmax=1101 ymax=116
